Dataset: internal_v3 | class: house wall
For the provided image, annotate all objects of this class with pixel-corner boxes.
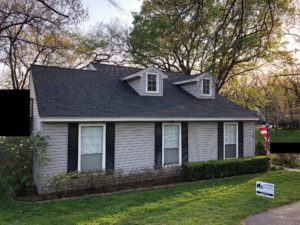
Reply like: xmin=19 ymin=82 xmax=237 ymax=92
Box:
xmin=29 ymin=75 xmax=41 ymax=134
xmin=179 ymin=74 xmax=216 ymax=99
xmin=188 ymin=122 xmax=218 ymax=162
xmin=36 ymin=120 xmax=255 ymax=193
xmin=115 ymin=122 xmax=155 ymax=172
xmin=243 ymin=121 xmax=255 ymax=156
xmin=127 ymin=78 xmax=141 ymax=94
xmin=38 ymin=123 xmax=68 ymax=191
xmin=126 ymin=69 xmax=164 ymax=97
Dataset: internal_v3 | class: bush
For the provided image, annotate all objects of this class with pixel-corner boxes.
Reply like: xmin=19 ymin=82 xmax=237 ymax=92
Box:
xmin=0 ymin=135 xmax=47 ymax=196
xmin=255 ymin=141 xmax=266 ymax=156
xmin=46 ymin=167 xmax=182 ymax=195
xmin=182 ymin=156 xmax=271 ymax=181
xmin=0 ymin=137 xmax=35 ymax=195
xmin=272 ymin=153 xmax=298 ymax=166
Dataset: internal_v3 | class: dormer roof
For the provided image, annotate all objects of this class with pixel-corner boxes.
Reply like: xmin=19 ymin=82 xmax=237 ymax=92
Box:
xmin=120 ymin=66 xmax=168 ymax=81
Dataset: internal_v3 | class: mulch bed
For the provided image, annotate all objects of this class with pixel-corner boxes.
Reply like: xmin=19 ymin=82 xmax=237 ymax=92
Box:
xmin=13 ymin=177 xmax=183 ymax=202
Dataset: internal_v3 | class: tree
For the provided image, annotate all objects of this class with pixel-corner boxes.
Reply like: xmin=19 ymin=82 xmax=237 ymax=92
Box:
xmin=0 ymin=0 xmax=87 ymax=89
xmin=129 ymin=0 xmax=293 ymax=91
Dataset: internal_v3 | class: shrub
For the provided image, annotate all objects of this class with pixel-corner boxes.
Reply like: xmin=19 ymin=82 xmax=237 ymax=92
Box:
xmin=255 ymin=141 xmax=266 ymax=156
xmin=0 ymin=137 xmax=35 ymax=195
xmin=182 ymin=156 xmax=271 ymax=181
xmin=0 ymin=134 xmax=47 ymax=196
xmin=272 ymin=153 xmax=298 ymax=166
xmin=46 ymin=167 xmax=182 ymax=195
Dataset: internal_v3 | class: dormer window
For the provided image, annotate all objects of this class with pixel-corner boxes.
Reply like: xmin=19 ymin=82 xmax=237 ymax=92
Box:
xmin=146 ymin=73 xmax=159 ymax=93
xmin=202 ymin=78 xmax=211 ymax=95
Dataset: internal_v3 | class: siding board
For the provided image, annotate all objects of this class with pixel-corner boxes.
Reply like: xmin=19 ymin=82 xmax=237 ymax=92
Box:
xmin=115 ymin=123 xmax=155 ymax=173
xmin=188 ymin=122 xmax=218 ymax=162
xmin=244 ymin=121 xmax=255 ymax=157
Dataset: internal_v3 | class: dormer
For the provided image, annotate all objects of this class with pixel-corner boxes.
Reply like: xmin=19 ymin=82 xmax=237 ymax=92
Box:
xmin=173 ymin=72 xmax=216 ymax=99
xmin=121 ymin=66 xmax=168 ymax=96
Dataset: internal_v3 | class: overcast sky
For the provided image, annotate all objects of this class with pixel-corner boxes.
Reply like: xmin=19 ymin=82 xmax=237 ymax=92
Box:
xmin=81 ymin=0 xmax=142 ymax=29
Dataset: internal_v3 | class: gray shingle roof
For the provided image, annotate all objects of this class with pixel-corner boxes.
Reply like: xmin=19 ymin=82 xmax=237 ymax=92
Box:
xmin=31 ymin=63 xmax=257 ymax=119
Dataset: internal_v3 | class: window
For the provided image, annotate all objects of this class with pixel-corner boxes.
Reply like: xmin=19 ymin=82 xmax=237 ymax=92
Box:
xmin=224 ymin=123 xmax=238 ymax=159
xmin=147 ymin=73 xmax=158 ymax=93
xmin=163 ymin=124 xmax=181 ymax=166
xmin=202 ymin=78 xmax=211 ymax=95
xmin=79 ymin=124 xmax=105 ymax=172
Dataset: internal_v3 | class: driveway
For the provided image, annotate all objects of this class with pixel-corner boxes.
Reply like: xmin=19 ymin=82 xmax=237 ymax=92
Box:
xmin=244 ymin=200 xmax=300 ymax=225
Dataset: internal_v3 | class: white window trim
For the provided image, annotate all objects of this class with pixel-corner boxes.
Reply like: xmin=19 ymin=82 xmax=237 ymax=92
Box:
xmin=146 ymin=73 xmax=159 ymax=93
xmin=78 ymin=123 xmax=106 ymax=171
xmin=202 ymin=78 xmax=212 ymax=96
xmin=223 ymin=122 xmax=238 ymax=159
xmin=162 ymin=123 xmax=182 ymax=167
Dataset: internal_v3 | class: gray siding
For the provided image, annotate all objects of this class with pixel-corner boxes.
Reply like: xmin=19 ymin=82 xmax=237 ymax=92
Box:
xmin=126 ymin=69 xmax=164 ymax=96
xmin=180 ymin=82 xmax=200 ymax=98
xmin=188 ymin=122 xmax=218 ymax=162
xmin=115 ymin=122 xmax=155 ymax=172
xmin=199 ymin=78 xmax=216 ymax=99
xmin=243 ymin=121 xmax=255 ymax=157
xmin=178 ymin=74 xmax=215 ymax=99
xmin=139 ymin=69 xmax=164 ymax=96
xmin=127 ymin=78 xmax=141 ymax=94
xmin=29 ymin=75 xmax=41 ymax=134
xmin=40 ymin=123 xmax=68 ymax=186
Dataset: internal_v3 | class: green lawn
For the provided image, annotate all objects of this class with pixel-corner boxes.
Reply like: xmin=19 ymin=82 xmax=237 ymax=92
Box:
xmin=1 ymin=170 xmax=300 ymax=225
xmin=255 ymin=126 xmax=300 ymax=143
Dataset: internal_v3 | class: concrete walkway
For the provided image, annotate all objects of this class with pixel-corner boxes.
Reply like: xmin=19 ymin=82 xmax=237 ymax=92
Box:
xmin=244 ymin=201 xmax=300 ymax=225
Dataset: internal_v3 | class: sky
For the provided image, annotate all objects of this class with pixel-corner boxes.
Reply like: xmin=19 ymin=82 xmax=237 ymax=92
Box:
xmin=81 ymin=0 xmax=143 ymax=29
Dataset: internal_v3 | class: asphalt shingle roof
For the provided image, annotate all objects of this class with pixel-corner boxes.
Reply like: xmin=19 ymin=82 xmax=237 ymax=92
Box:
xmin=31 ymin=63 xmax=257 ymax=119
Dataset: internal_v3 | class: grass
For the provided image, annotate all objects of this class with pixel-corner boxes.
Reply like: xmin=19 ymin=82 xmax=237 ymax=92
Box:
xmin=0 ymin=170 xmax=300 ymax=225
xmin=255 ymin=126 xmax=300 ymax=143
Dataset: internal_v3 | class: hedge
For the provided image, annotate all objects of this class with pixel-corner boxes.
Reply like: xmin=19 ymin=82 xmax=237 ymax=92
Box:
xmin=182 ymin=156 xmax=271 ymax=181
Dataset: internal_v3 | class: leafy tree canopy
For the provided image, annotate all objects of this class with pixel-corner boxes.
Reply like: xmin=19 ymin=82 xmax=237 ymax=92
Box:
xmin=129 ymin=0 xmax=294 ymax=91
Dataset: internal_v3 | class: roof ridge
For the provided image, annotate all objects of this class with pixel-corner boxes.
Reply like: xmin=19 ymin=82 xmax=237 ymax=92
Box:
xmin=31 ymin=64 xmax=98 ymax=72
xmin=91 ymin=62 xmax=144 ymax=70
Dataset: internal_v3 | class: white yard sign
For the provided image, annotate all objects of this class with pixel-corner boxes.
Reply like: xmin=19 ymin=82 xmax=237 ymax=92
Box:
xmin=256 ymin=181 xmax=274 ymax=198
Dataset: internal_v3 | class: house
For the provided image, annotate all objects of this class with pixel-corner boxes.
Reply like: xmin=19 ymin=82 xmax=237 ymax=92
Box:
xmin=30 ymin=62 xmax=258 ymax=193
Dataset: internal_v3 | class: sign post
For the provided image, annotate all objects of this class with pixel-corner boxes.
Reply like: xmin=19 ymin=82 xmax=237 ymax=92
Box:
xmin=256 ymin=181 xmax=274 ymax=198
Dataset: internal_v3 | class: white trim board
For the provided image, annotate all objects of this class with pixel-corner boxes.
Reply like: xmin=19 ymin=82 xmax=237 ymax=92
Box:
xmin=41 ymin=117 xmax=259 ymax=122
xmin=78 ymin=123 xmax=106 ymax=171
xmin=223 ymin=122 xmax=238 ymax=160
xmin=162 ymin=123 xmax=182 ymax=167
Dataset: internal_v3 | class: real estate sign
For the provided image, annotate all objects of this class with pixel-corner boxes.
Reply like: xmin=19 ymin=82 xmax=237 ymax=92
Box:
xmin=256 ymin=181 xmax=274 ymax=198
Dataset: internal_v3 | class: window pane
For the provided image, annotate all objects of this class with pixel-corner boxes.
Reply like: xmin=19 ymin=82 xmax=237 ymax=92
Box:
xmin=203 ymin=79 xmax=210 ymax=95
xmin=164 ymin=148 xmax=179 ymax=165
xmin=164 ymin=125 xmax=179 ymax=148
xmin=147 ymin=74 xmax=157 ymax=92
xmin=81 ymin=153 xmax=102 ymax=171
xmin=225 ymin=144 xmax=237 ymax=158
xmin=81 ymin=126 xmax=103 ymax=154
xmin=224 ymin=124 xmax=237 ymax=159
xmin=224 ymin=124 xmax=236 ymax=144
xmin=163 ymin=125 xmax=180 ymax=165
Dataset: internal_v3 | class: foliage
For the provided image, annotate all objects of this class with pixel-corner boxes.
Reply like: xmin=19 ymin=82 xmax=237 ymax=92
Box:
xmin=31 ymin=132 xmax=48 ymax=181
xmin=255 ymin=141 xmax=266 ymax=156
xmin=0 ymin=137 xmax=35 ymax=195
xmin=272 ymin=153 xmax=298 ymax=166
xmin=0 ymin=134 xmax=48 ymax=196
xmin=0 ymin=0 xmax=88 ymax=89
xmin=47 ymin=167 xmax=182 ymax=195
xmin=0 ymin=171 xmax=300 ymax=224
xmin=129 ymin=0 xmax=293 ymax=91
xmin=182 ymin=156 xmax=270 ymax=181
